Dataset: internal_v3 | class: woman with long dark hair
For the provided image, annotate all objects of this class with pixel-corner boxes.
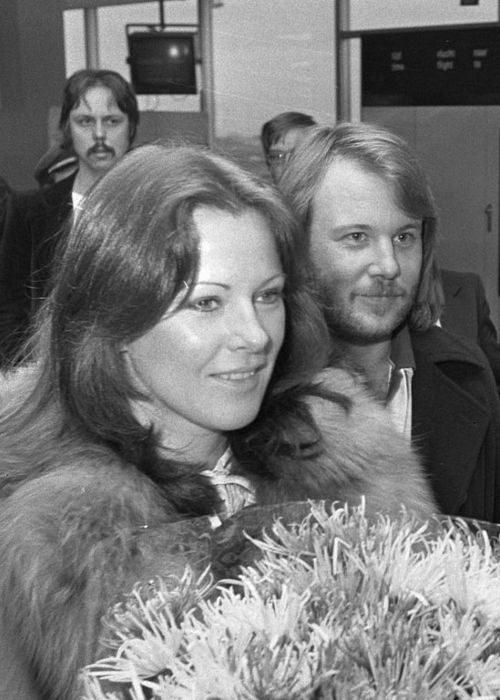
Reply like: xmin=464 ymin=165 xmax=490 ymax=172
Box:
xmin=0 ymin=143 xmax=435 ymax=699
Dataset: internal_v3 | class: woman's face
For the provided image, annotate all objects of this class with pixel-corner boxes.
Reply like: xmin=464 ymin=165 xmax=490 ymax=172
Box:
xmin=124 ymin=206 xmax=286 ymax=455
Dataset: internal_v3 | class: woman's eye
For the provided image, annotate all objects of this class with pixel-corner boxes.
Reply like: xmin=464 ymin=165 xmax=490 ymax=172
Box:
xmin=190 ymin=298 xmax=219 ymax=312
xmin=256 ymin=288 xmax=284 ymax=304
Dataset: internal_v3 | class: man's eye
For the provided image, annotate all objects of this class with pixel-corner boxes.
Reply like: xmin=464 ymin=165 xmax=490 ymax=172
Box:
xmin=395 ymin=232 xmax=416 ymax=246
xmin=345 ymin=231 xmax=365 ymax=242
xmin=268 ymin=151 xmax=288 ymax=162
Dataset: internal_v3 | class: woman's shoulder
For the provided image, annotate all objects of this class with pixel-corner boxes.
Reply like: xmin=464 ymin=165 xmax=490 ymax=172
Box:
xmin=0 ymin=454 xmax=170 ymax=548
xmin=0 ymin=446 xmax=181 ymax=700
xmin=0 ymin=368 xmax=166 ymax=524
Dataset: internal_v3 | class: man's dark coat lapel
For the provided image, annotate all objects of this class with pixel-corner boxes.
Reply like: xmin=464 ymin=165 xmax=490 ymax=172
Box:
xmin=411 ymin=326 xmax=498 ymax=518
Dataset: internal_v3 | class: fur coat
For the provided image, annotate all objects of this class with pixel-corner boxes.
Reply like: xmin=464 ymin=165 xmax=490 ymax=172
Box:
xmin=0 ymin=366 xmax=436 ymax=700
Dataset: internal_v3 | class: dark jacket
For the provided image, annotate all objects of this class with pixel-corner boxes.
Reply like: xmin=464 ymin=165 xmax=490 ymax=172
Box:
xmin=0 ymin=365 xmax=436 ymax=700
xmin=440 ymin=268 xmax=500 ymax=389
xmin=0 ymin=176 xmax=12 ymax=241
xmin=0 ymin=175 xmax=74 ymax=366
xmin=411 ymin=325 xmax=500 ymax=522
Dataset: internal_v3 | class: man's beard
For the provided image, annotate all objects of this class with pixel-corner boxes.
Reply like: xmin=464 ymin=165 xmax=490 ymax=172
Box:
xmin=316 ymin=279 xmax=418 ymax=346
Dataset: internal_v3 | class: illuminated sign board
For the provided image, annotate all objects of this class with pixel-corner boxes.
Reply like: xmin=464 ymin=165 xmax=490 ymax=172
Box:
xmin=363 ymin=27 xmax=500 ymax=105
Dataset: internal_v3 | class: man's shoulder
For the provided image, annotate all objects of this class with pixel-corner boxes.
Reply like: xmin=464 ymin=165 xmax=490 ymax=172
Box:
xmin=0 ymin=176 xmax=10 ymax=199
xmin=12 ymin=186 xmax=43 ymax=210
xmin=441 ymin=268 xmax=478 ymax=283
xmin=409 ymin=326 xmax=499 ymax=439
xmin=15 ymin=178 xmax=75 ymax=235
xmin=38 ymin=174 xmax=75 ymax=208
xmin=13 ymin=175 xmax=74 ymax=214
xmin=440 ymin=268 xmax=481 ymax=296
xmin=409 ymin=324 xmax=489 ymax=369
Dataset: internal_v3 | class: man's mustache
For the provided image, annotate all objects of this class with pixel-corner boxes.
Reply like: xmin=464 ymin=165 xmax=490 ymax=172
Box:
xmin=358 ymin=280 xmax=407 ymax=297
xmin=87 ymin=143 xmax=115 ymax=157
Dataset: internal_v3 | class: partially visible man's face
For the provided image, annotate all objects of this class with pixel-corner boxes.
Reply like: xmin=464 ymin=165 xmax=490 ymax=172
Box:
xmin=267 ymin=127 xmax=309 ymax=182
xmin=69 ymin=85 xmax=130 ymax=177
xmin=309 ymin=157 xmax=423 ymax=344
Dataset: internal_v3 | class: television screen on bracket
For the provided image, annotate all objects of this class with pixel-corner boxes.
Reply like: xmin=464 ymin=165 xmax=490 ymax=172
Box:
xmin=127 ymin=31 xmax=197 ymax=95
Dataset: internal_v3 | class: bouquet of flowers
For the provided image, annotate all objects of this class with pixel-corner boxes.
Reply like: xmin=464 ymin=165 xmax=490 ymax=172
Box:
xmin=80 ymin=502 xmax=500 ymax=699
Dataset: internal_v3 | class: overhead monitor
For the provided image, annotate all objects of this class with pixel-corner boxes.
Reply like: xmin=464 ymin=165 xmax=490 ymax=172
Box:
xmin=127 ymin=28 xmax=197 ymax=95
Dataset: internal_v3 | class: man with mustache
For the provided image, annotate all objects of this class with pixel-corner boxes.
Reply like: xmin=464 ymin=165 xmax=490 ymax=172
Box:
xmin=279 ymin=121 xmax=500 ymax=523
xmin=0 ymin=69 xmax=138 ymax=366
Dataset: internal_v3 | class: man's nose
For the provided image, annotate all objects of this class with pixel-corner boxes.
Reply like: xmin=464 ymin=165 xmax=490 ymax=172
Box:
xmin=93 ymin=121 xmax=106 ymax=140
xmin=368 ymin=241 xmax=400 ymax=278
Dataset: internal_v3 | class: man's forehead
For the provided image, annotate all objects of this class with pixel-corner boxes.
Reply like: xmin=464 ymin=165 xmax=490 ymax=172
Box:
xmin=310 ymin=157 xmax=421 ymax=225
xmin=316 ymin=157 xmax=395 ymax=200
xmin=271 ymin=128 xmax=306 ymax=152
xmin=72 ymin=88 xmax=122 ymax=113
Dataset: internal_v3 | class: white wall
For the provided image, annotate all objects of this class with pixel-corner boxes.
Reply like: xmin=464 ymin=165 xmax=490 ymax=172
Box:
xmin=211 ymin=0 xmax=336 ymax=138
xmin=349 ymin=0 xmax=499 ymax=31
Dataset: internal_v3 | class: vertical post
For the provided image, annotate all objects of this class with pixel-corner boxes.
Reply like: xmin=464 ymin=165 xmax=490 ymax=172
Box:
xmin=335 ymin=0 xmax=351 ymax=122
xmin=198 ymin=0 xmax=215 ymax=148
xmin=158 ymin=0 xmax=165 ymax=27
xmin=83 ymin=7 xmax=99 ymax=69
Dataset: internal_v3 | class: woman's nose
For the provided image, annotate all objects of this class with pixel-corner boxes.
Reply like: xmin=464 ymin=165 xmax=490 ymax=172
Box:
xmin=227 ymin=308 xmax=270 ymax=352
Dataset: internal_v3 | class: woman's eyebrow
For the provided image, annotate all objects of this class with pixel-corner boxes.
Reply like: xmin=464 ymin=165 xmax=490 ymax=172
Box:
xmin=194 ymin=272 xmax=286 ymax=288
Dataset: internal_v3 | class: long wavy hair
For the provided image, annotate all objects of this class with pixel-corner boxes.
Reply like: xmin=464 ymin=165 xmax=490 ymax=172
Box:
xmin=278 ymin=122 xmax=444 ymax=331
xmin=0 ymin=143 xmax=331 ymax=514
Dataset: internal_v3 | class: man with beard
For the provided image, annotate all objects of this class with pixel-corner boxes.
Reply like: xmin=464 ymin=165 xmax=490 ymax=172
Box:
xmin=0 ymin=69 xmax=138 ymax=366
xmin=279 ymin=121 xmax=500 ymax=523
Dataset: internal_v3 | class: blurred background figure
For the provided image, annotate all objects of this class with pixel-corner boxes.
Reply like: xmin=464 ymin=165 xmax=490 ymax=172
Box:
xmin=0 ymin=69 xmax=139 ymax=368
xmin=260 ymin=111 xmax=316 ymax=182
